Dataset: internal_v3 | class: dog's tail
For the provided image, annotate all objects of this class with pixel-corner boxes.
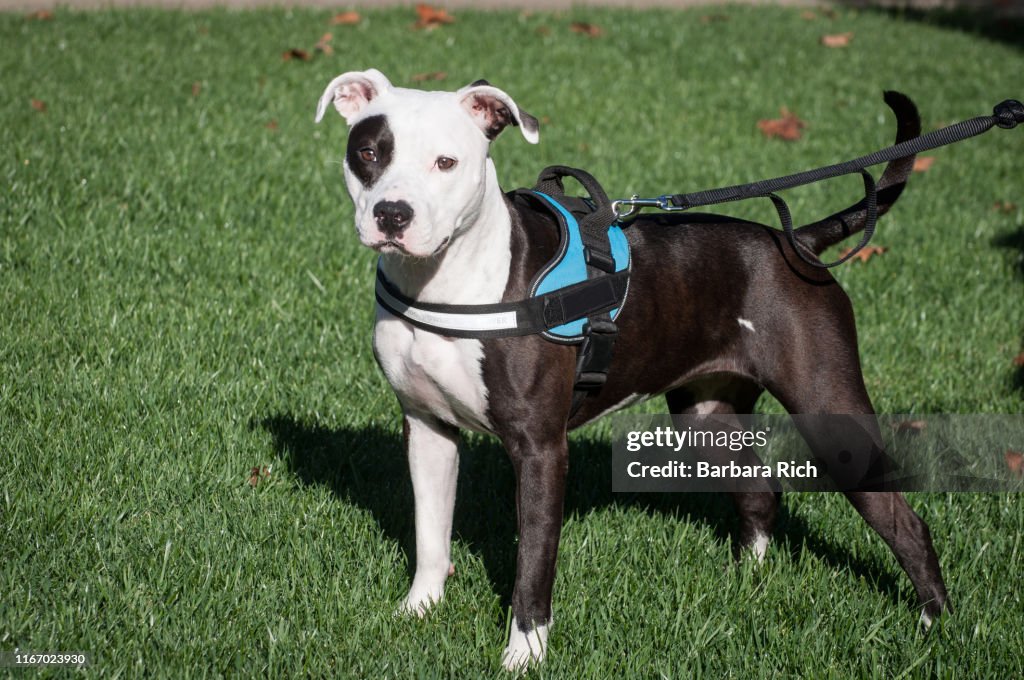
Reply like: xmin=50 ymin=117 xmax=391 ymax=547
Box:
xmin=795 ymin=91 xmax=921 ymax=255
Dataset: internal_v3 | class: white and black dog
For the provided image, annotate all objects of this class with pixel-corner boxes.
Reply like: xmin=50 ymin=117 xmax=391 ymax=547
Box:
xmin=315 ymin=69 xmax=948 ymax=670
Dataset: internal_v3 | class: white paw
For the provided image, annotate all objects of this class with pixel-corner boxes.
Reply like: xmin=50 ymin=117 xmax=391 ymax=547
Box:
xmin=501 ymin=617 xmax=549 ymax=672
xmin=749 ymin=532 xmax=770 ymax=564
xmin=396 ymin=565 xmax=453 ymax=617
xmin=397 ymin=586 xmax=443 ymax=617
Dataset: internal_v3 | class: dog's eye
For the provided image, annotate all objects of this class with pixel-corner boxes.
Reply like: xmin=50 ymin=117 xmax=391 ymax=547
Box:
xmin=436 ymin=156 xmax=457 ymax=171
xmin=359 ymin=147 xmax=377 ymax=163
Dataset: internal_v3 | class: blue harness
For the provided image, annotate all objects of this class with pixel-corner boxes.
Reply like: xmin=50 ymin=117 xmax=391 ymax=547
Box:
xmin=528 ymin=191 xmax=630 ymax=342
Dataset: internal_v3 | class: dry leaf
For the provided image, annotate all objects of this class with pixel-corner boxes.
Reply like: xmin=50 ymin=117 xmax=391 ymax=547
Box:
xmin=569 ymin=21 xmax=603 ymax=37
xmin=838 ymin=244 xmax=887 ymax=263
xmin=314 ymin=33 xmax=334 ymax=55
xmin=993 ymin=201 xmax=1017 ymax=213
xmin=892 ymin=420 xmax=927 ymax=435
xmin=414 ymin=3 xmax=455 ymax=29
xmin=265 ymin=120 xmax=279 ymax=131
xmin=282 ymin=48 xmax=311 ymax=61
xmin=248 ymin=465 xmax=272 ymax=486
xmin=330 ymin=11 xmax=361 ymax=25
xmin=700 ymin=14 xmax=729 ymax=23
xmin=913 ymin=156 xmax=936 ymax=172
xmin=30 ymin=99 xmax=47 ymax=113
xmin=410 ymin=71 xmax=447 ymax=83
xmin=191 ymin=82 xmax=202 ymax=98
xmin=535 ymin=25 xmax=551 ymax=36
xmin=1006 ymin=450 xmax=1023 ymax=479
xmin=757 ymin=107 xmax=806 ymax=141
xmin=25 ymin=9 xmax=54 ymax=20
xmin=1012 ymin=351 xmax=1024 ymax=367
xmin=801 ymin=10 xmax=818 ymax=20
xmin=820 ymin=32 xmax=853 ymax=47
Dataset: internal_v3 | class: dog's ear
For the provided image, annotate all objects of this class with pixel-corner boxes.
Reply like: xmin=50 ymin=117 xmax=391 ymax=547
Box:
xmin=315 ymin=69 xmax=393 ymax=124
xmin=457 ymin=82 xmax=539 ymax=144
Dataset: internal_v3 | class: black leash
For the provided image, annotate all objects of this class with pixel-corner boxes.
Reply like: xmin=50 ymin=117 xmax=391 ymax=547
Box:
xmin=614 ymin=97 xmax=1024 ymax=268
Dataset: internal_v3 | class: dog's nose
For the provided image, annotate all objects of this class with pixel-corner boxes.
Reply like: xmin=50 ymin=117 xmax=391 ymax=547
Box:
xmin=373 ymin=200 xmax=414 ymax=237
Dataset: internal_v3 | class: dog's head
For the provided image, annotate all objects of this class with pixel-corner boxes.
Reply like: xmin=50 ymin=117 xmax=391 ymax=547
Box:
xmin=316 ymin=69 xmax=539 ymax=258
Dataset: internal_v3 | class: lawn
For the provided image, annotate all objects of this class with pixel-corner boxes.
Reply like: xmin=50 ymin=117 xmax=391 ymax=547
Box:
xmin=1 ymin=4 xmax=1022 ymax=677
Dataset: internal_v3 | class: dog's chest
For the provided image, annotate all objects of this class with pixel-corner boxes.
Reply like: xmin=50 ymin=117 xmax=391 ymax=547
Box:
xmin=373 ymin=307 xmax=492 ymax=432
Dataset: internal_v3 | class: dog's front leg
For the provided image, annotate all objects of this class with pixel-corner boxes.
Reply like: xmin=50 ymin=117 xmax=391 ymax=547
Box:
xmin=398 ymin=412 xmax=459 ymax=616
xmin=501 ymin=430 xmax=568 ymax=671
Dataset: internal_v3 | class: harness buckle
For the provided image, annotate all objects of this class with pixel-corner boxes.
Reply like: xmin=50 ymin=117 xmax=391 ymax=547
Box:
xmin=584 ymin=246 xmax=616 ymax=272
xmin=574 ymin=318 xmax=618 ymax=391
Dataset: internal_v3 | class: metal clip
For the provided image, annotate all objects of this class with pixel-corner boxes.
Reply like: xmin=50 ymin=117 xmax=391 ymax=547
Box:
xmin=610 ymin=194 xmax=686 ymax=220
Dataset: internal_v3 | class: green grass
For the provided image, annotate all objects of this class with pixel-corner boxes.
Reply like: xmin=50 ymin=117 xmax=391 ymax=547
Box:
xmin=2 ymin=4 xmax=1023 ymax=677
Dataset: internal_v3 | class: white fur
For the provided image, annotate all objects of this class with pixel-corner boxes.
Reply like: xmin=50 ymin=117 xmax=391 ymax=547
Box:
xmin=751 ymin=531 xmax=770 ymax=563
xmin=737 ymin=317 xmax=755 ymax=332
xmin=397 ymin=414 xmax=460 ymax=615
xmin=502 ymin=617 xmax=549 ymax=671
xmin=371 ymin=159 xmax=513 ymax=433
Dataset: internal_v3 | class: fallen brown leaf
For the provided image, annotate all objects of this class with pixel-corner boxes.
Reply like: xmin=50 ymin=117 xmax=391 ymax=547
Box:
xmin=410 ymin=71 xmax=447 ymax=83
xmin=248 ymin=465 xmax=272 ymax=486
xmin=569 ymin=21 xmax=603 ymax=37
xmin=1012 ymin=351 xmax=1024 ymax=367
xmin=282 ymin=48 xmax=311 ymax=61
xmin=330 ymin=10 xmax=361 ymax=26
xmin=1006 ymin=450 xmax=1023 ymax=479
xmin=820 ymin=32 xmax=854 ymax=48
xmin=25 ymin=9 xmax=54 ymax=20
xmin=800 ymin=10 xmax=818 ymax=20
xmin=314 ymin=32 xmax=334 ymax=55
xmin=414 ymin=3 xmax=454 ymax=29
xmin=892 ymin=420 xmax=927 ymax=435
xmin=757 ymin=107 xmax=806 ymax=141
xmin=535 ymin=25 xmax=551 ymax=36
xmin=993 ymin=201 xmax=1017 ymax=213
xmin=265 ymin=120 xmax=279 ymax=131
xmin=700 ymin=14 xmax=729 ymax=24
xmin=191 ymin=81 xmax=202 ymax=98
xmin=30 ymin=99 xmax=47 ymax=113
xmin=913 ymin=156 xmax=936 ymax=172
xmin=838 ymin=244 xmax=887 ymax=263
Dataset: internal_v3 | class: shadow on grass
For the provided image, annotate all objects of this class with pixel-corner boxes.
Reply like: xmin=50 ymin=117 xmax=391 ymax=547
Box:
xmin=259 ymin=415 xmax=904 ymax=610
xmin=834 ymin=3 xmax=1024 ymax=51
xmin=992 ymin=224 xmax=1024 ymax=392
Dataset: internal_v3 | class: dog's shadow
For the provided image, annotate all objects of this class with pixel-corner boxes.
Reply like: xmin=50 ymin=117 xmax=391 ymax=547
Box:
xmin=259 ymin=414 xmax=905 ymax=609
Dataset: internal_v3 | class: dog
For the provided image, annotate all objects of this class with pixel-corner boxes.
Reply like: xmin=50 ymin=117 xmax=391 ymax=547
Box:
xmin=314 ymin=69 xmax=949 ymax=670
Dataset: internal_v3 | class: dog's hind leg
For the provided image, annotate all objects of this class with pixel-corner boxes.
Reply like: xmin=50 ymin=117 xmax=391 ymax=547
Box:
xmin=665 ymin=383 xmax=779 ymax=562
xmin=398 ymin=413 xmax=460 ymax=616
xmin=764 ymin=356 xmax=950 ymax=623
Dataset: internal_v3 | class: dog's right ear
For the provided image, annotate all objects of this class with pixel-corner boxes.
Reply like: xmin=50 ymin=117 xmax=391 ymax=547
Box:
xmin=315 ymin=69 xmax=393 ymax=124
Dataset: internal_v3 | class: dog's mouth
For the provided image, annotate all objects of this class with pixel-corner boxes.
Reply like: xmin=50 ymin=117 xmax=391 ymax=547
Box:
xmin=370 ymin=239 xmax=409 ymax=254
xmin=370 ymin=236 xmax=452 ymax=258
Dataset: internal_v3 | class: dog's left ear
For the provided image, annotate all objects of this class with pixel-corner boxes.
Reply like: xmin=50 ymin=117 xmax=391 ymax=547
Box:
xmin=457 ymin=80 xmax=540 ymax=144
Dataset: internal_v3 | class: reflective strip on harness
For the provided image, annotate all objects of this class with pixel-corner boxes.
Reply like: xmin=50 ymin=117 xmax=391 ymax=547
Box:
xmin=375 ymin=275 xmax=519 ymax=333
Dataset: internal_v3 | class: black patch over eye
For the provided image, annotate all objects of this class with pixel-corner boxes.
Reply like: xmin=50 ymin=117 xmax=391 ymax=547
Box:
xmin=346 ymin=115 xmax=394 ymax=188
xmin=436 ymin=156 xmax=457 ymax=171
